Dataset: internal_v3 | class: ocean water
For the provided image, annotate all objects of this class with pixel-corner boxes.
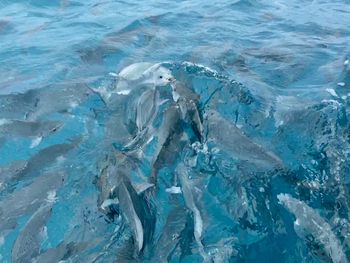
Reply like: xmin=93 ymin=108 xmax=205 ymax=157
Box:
xmin=0 ymin=0 xmax=350 ymax=262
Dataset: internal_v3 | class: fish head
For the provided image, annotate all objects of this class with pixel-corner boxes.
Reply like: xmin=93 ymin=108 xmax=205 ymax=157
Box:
xmin=149 ymin=64 xmax=175 ymax=86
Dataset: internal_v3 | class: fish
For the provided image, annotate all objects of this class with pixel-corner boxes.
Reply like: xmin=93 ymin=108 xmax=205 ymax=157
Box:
xmin=0 ymin=83 xmax=92 ymax=121
xmin=206 ymin=109 xmax=283 ymax=169
xmin=0 ymin=172 xmax=65 ymax=234
xmin=11 ymin=203 xmax=53 ymax=263
xmin=149 ymin=104 xmax=186 ymax=184
xmin=0 ymin=119 xmax=63 ymax=148
xmin=95 ymin=152 xmax=146 ymax=213
xmin=153 ymin=203 xmax=188 ymax=262
xmin=171 ymin=81 xmax=204 ymax=142
xmin=91 ymin=62 xmax=174 ymax=102
xmin=0 ymin=160 xmax=28 ymax=190
xmin=278 ymin=193 xmax=348 ymax=263
xmin=176 ymin=163 xmax=209 ymax=262
xmin=1 ymin=137 xmax=81 ymax=193
xmin=95 ymin=152 xmax=155 ymax=252
xmin=118 ymin=63 xmax=174 ymax=91
xmin=0 ymin=89 xmax=40 ymax=120
xmin=34 ymin=239 xmax=103 ymax=263
xmin=135 ymin=88 xmax=160 ymax=132
xmin=0 ymin=119 xmax=62 ymax=138
xmin=117 ymin=179 xmax=144 ymax=252
xmin=26 ymin=83 xmax=93 ymax=121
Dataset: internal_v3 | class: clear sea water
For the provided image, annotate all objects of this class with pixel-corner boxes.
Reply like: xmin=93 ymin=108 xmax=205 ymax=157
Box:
xmin=1 ymin=0 xmax=350 ymax=262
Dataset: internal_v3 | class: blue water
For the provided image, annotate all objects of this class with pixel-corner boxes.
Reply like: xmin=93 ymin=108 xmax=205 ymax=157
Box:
xmin=1 ymin=0 xmax=350 ymax=262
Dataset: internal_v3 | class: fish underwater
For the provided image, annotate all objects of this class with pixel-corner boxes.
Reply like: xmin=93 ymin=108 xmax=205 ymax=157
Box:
xmin=278 ymin=193 xmax=348 ymax=263
xmin=2 ymin=59 xmax=349 ymax=262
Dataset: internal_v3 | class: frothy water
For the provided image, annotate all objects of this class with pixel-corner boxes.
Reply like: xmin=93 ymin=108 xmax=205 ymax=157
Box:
xmin=1 ymin=1 xmax=350 ymax=262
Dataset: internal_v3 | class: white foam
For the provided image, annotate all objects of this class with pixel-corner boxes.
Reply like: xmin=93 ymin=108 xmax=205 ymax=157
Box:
xmin=108 ymin=72 xmax=118 ymax=77
xmin=326 ymin=88 xmax=338 ymax=97
xmin=30 ymin=136 xmax=42 ymax=148
xmin=46 ymin=190 xmax=57 ymax=203
xmin=69 ymin=101 xmax=79 ymax=109
xmin=337 ymin=82 xmax=345 ymax=87
xmin=166 ymin=186 xmax=182 ymax=194
xmin=0 ymin=119 xmax=11 ymax=126
xmin=116 ymin=89 xmax=131 ymax=95
xmin=101 ymin=198 xmax=119 ymax=210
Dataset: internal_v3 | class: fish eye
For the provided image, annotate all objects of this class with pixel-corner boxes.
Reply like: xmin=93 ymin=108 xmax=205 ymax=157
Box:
xmin=159 ymin=76 xmax=163 ymax=79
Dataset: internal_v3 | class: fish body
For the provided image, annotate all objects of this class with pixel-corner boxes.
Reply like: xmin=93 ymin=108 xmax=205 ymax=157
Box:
xmin=12 ymin=204 xmax=53 ymax=263
xmin=278 ymin=194 xmax=347 ymax=263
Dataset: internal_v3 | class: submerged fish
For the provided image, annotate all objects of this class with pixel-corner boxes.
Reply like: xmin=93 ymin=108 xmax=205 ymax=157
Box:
xmin=153 ymin=204 xmax=188 ymax=262
xmin=176 ymin=163 xmax=209 ymax=262
xmin=0 ymin=172 xmax=65 ymax=233
xmin=171 ymin=80 xmax=204 ymax=142
xmin=149 ymin=104 xmax=186 ymax=183
xmin=278 ymin=193 xmax=347 ymax=263
xmin=206 ymin=109 xmax=282 ymax=169
xmin=95 ymin=152 xmax=155 ymax=253
xmin=9 ymin=137 xmax=82 ymax=184
xmin=11 ymin=203 xmax=53 ymax=263
xmin=0 ymin=119 xmax=62 ymax=138
xmin=0 ymin=119 xmax=63 ymax=148
xmin=26 ymin=83 xmax=93 ymax=121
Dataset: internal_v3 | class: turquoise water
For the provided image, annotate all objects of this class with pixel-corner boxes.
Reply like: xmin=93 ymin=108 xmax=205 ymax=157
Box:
xmin=1 ymin=0 xmax=350 ymax=262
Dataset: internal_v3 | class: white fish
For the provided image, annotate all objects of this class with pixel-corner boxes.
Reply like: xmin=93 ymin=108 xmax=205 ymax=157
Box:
xmin=165 ymin=186 xmax=182 ymax=194
xmin=116 ymin=62 xmax=174 ymax=95
xmin=278 ymin=193 xmax=347 ymax=263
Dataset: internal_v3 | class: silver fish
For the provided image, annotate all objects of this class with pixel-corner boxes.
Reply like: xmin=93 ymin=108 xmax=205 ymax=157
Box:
xmin=9 ymin=137 xmax=82 ymax=184
xmin=0 ymin=119 xmax=63 ymax=148
xmin=206 ymin=109 xmax=282 ymax=169
xmin=176 ymin=163 xmax=209 ymax=262
xmin=150 ymin=104 xmax=186 ymax=183
xmin=153 ymin=204 xmax=188 ymax=262
xmin=0 ymin=119 xmax=62 ymax=138
xmin=135 ymin=88 xmax=160 ymax=132
xmin=117 ymin=179 xmax=144 ymax=252
xmin=0 ymin=89 xmax=39 ymax=120
xmin=278 ymin=193 xmax=348 ymax=263
xmin=25 ymin=83 xmax=93 ymax=121
xmin=12 ymin=203 xmax=53 ymax=263
xmin=95 ymin=152 xmax=155 ymax=253
xmin=0 ymin=172 xmax=65 ymax=233
xmin=171 ymin=81 xmax=204 ymax=142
